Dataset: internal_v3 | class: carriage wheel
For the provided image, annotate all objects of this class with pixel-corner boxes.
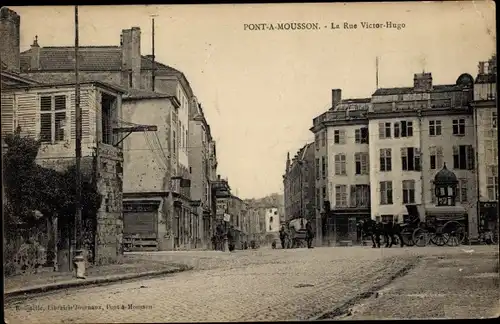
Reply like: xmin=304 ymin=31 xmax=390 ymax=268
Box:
xmin=401 ymin=227 xmax=415 ymax=247
xmin=412 ymin=228 xmax=430 ymax=247
xmin=429 ymin=226 xmax=449 ymax=246
xmin=443 ymin=221 xmax=466 ymax=246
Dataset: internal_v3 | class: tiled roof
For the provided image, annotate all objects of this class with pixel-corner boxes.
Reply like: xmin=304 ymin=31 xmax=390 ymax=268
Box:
xmin=475 ymin=73 xmax=496 ymax=84
xmin=372 ymin=84 xmax=460 ymax=96
xmin=20 ymin=46 xmax=122 ymax=71
xmin=19 ymin=46 xmax=183 ymax=74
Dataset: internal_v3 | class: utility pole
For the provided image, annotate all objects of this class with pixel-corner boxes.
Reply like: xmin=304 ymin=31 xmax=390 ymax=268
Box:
xmin=73 ymin=5 xmax=84 ymax=277
xmin=151 ymin=14 xmax=158 ymax=92
xmin=376 ymin=56 xmax=379 ymax=89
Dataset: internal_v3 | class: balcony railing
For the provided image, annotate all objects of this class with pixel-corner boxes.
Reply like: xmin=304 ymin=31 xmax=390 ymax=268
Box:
xmin=371 ymin=97 xmax=470 ymax=113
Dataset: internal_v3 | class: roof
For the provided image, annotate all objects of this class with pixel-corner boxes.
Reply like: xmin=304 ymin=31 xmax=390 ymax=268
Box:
xmin=434 ymin=163 xmax=458 ymax=184
xmin=341 ymin=98 xmax=371 ymax=104
xmin=1 ymin=70 xmax=41 ymax=86
xmin=3 ymin=80 xmax=126 ymax=94
xmin=19 ymin=46 xmax=183 ymax=74
xmin=123 ymin=88 xmax=173 ymax=100
xmin=475 ymin=73 xmax=496 ymax=84
xmin=372 ymin=84 xmax=460 ymax=96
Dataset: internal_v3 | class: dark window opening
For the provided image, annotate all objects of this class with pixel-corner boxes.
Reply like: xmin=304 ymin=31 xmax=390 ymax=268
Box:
xmin=101 ymin=94 xmax=115 ymax=145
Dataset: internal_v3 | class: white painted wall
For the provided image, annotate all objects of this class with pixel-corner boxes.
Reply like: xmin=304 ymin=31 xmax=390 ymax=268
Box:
xmin=326 ymin=124 xmax=370 ymax=207
xmin=368 ymin=117 xmax=422 ymax=221
xmin=265 ymin=208 xmax=280 ymax=232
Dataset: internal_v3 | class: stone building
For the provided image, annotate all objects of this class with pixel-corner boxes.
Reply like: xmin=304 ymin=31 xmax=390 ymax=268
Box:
xmin=1 ymin=80 xmax=126 ymax=266
xmin=473 ymin=54 xmax=498 ymax=239
xmin=369 ymin=71 xmax=477 ymax=238
xmin=310 ymin=90 xmax=371 ymax=244
xmin=13 ymin=15 xmax=212 ymax=249
xmin=188 ymin=98 xmax=217 ymax=249
xmin=283 ymin=142 xmax=315 ymax=226
xmin=120 ymin=89 xmax=199 ymax=251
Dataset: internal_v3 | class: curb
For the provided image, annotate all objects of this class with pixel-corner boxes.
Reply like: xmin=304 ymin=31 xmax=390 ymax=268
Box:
xmin=4 ymin=265 xmax=192 ymax=301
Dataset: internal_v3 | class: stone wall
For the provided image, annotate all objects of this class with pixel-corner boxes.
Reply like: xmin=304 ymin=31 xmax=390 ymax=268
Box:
xmin=95 ymin=144 xmax=124 ymax=265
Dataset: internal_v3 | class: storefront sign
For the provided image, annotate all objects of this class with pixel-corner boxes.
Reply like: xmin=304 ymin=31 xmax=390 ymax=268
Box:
xmin=223 ymin=213 xmax=231 ymax=222
xmin=216 ymin=199 xmax=228 ymax=215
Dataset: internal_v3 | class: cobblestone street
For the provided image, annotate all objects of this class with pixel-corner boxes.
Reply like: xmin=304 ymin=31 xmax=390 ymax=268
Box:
xmin=4 ymin=246 xmax=498 ymax=323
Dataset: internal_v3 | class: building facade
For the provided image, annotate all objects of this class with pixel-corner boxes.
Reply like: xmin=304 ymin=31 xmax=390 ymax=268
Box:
xmin=1 ymin=80 xmax=125 ymax=266
xmin=473 ymin=55 xmax=498 ymax=238
xmin=188 ymin=98 xmax=216 ymax=249
xmin=265 ymin=207 xmax=280 ymax=233
xmin=283 ymin=142 xmax=315 ymax=225
xmin=311 ymin=90 xmax=371 ymax=244
xmin=369 ymin=72 xmax=477 ymax=238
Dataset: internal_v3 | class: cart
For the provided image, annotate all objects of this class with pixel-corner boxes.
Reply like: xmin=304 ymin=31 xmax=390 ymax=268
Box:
xmin=405 ymin=204 xmax=468 ymax=247
xmin=288 ymin=218 xmax=308 ymax=248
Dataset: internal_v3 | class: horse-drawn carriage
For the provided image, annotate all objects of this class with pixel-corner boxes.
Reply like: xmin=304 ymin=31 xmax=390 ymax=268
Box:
xmin=403 ymin=204 xmax=467 ymax=247
xmin=280 ymin=218 xmax=309 ymax=248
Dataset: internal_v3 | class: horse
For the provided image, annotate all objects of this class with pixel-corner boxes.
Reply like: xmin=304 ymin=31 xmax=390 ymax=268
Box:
xmin=359 ymin=219 xmax=404 ymax=248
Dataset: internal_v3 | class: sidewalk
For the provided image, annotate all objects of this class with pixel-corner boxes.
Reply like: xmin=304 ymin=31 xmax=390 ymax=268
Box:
xmin=340 ymin=249 xmax=500 ymax=320
xmin=4 ymin=256 xmax=191 ymax=300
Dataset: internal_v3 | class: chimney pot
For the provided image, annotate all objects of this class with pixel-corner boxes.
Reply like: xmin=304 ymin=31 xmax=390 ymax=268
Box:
xmin=331 ymin=89 xmax=342 ymax=109
xmin=121 ymin=27 xmax=141 ymax=89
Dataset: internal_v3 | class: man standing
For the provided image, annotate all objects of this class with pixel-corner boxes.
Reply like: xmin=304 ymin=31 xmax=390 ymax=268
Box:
xmin=305 ymin=221 xmax=314 ymax=249
xmin=279 ymin=225 xmax=287 ymax=249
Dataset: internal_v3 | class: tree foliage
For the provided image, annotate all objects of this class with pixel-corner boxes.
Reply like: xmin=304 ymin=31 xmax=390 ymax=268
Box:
xmin=2 ymin=131 xmax=102 ymax=234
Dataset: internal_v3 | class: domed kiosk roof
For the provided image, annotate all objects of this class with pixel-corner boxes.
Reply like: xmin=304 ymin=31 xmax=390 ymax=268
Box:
xmin=434 ymin=163 xmax=458 ymax=184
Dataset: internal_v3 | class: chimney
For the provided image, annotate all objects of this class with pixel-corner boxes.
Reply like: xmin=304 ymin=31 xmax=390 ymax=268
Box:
xmin=30 ymin=36 xmax=40 ymax=70
xmin=478 ymin=62 xmax=485 ymax=74
xmin=331 ymin=89 xmax=342 ymax=109
xmin=121 ymin=27 xmax=141 ymax=89
xmin=0 ymin=7 xmax=20 ymax=73
xmin=413 ymin=72 xmax=433 ymax=92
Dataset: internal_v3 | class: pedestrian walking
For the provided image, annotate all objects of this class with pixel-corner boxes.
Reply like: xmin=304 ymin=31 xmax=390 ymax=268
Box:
xmin=305 ymin=221 xmax=314 ymax=248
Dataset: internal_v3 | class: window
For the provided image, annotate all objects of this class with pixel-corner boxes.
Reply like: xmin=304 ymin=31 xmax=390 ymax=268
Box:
xmin=315 ymin=134 xmax=320 ymax=150
xmin=315 ymin=158 xmax=320 ymax=179
xmin=401 ymin=147 xmax=421 ymax=171
xmin=322 ymin=186 xmax=326 ymax=202
xmin=270 ymin=216 xmax=273 ymax=223
xmin=334 ymin=154 xmax=347 ymax=175
xmin=379 ymin=148 xmax=392 ymax=172
xmin=487 ymin=176 xmax=499 ymax=201
xmin=355 ymin=152 xmax=369 ymax=175
xmin=452 ymin=119 xmax=466 ymax=136
xmin=39 ymin=95 xmax=67 ymax=143
xmin=321 ymin=131 xmax=326 ymax=146
xmin=394 ymin=122 xmax=400 ymax=138
xmin=430 ymin=182 xmax=436 ymax=204
xmin=350 ymin=184 xmax=370 ymax=207
xmin=355 ymin=127 xmax=369 ymax=144
xmin=400 ymin=120 xmax=413 ymax=137
xmin=452 ymin=145 xmax=474 ymax=170
xmin=458 ymin=179 xmax=467 ymax=203
xmin=321 ymin=156 xmax=326 ymax=178
xmin=316 ymin=188 xmax=320 ymax=209
xmin=378 ymin=122 xmax=391 ymax=139
xmin=429 ymin=146 xmax=444 ymax=170
xmin=172 ymin=131 xmax=177 ymax=154
xmin=128 ymin=71 xmax=133 ymax=87
xmin=492 ymin=111 xmax=497 ymax=128
xmin=380 ymin=181 xmax=393 ymax=205
xmin=334 ymin=129 xmax=346 ymax=144
xmin=429 ymin=120 xmax=442 ymax=136
xmin=402 ymin=180 xmax=416 ymax=204
xmin=335 ymin=185 xmax=348 ymax=207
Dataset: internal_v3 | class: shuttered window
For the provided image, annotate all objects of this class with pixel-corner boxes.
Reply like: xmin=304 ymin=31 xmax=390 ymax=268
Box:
xmin=39 ymin=95 xmax=67 ymax=143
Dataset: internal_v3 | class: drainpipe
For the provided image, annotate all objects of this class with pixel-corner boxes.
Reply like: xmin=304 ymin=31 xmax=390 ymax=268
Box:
xmin=473 ymin=101 xmax=481 ymax=241
xmin=418 ymin=108 xmax=425 ymax=210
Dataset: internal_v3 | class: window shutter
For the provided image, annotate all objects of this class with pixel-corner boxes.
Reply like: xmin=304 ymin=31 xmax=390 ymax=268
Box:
xmin=1 ymin=95 xmax=15 ymax=136
xmin=350 ymin=185 xmax=356 ymax=207
xmin=467 ymin=145 xmax=475 ymax=170
xmin=16 ymin=93 xmax=38 ymax=138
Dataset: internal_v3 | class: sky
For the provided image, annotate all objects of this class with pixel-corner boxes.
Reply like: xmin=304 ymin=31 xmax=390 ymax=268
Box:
xmin=12 ymin=2 xmax=496 ymax=199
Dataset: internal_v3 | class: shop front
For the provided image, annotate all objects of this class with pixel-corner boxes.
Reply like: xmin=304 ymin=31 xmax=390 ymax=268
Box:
xmin=479 ymin=202 xmax=498 ymax=239
xmin=122 ymin=199 xmax=162 ymax=251
xmin=327 ymin=208 xmax=370 ymax=244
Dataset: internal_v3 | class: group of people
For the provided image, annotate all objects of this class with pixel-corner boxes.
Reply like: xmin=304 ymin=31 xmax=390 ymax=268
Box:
xmin=278 ymin=221 xmax=315 ymax=249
